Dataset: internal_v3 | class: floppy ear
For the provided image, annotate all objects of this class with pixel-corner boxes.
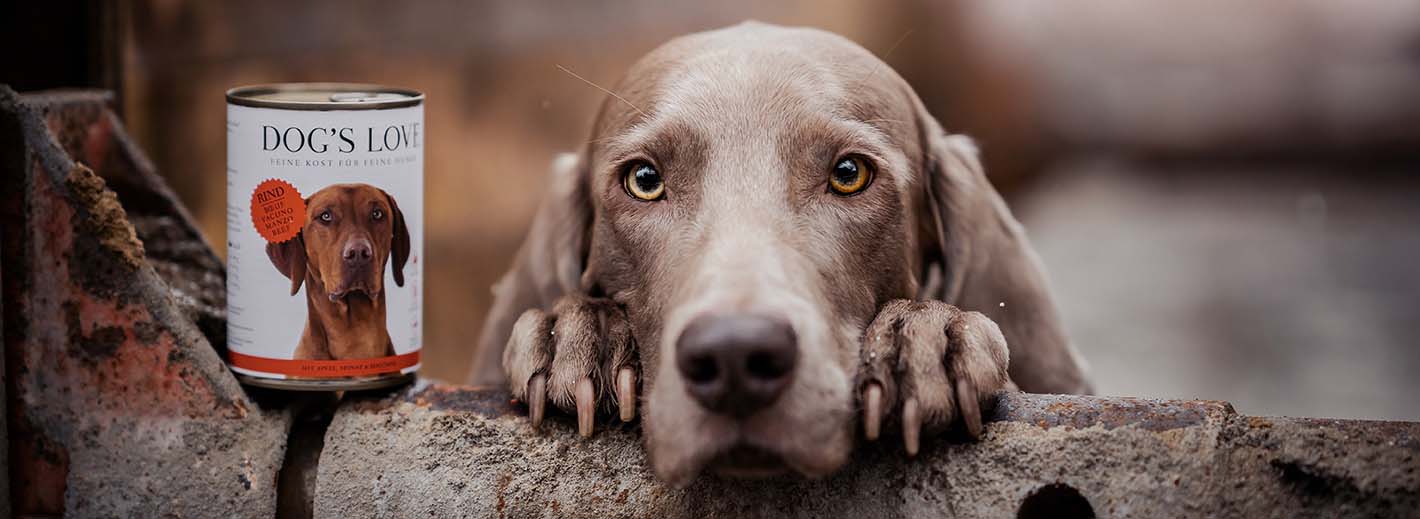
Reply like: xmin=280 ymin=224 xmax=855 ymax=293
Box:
xmin=917 ymin=118 xmax=1093 ymax=394
xmin=916 ymin=129 xmax=998 ymax=304
xmin=470 ymin=152 xmax=591 ymax=384
xmin=266 ymin=232 xmax=308 ymax=296
xmin=382 ymin=189 xmax=411 ymax=287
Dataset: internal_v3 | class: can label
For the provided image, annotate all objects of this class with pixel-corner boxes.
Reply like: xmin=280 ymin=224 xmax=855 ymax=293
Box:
xmin=226 ymin=102 xmax=423 ymax=380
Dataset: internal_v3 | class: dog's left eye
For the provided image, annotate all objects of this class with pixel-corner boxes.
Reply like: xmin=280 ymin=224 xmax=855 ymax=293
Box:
xmin=371 ymin=208 xmax=384 ymax=221
xmin=829 ymin=156 xmax=872 ymax=195
xmin=319 ymin=211 xmax=333 ymax=222
xmin=624 ymin=162 xmax=665 ymax=201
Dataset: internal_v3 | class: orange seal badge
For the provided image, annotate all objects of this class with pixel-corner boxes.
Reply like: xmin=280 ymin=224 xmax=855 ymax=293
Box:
xmin=250 ymin=178 xmax=304 ymax=243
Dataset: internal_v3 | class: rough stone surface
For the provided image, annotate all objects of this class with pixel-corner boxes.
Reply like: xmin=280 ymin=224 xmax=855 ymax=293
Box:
xmin=317 ymin=384 xmax=1419 ymax=518
xmin=0 ymin=87 xmax=289 ymax=518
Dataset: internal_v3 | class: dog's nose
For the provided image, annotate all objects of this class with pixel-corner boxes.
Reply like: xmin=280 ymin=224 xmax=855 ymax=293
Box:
xmin=342 ymin=238 xmax=373 ymax=264
xmin=676 ymin=314 xmax=798 ymax=417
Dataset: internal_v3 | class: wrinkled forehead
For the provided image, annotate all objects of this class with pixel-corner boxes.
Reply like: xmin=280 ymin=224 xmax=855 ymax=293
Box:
xmin=591 ymin=27 xmax=922 ymax=166
xmin=307 ymin=184 xmax=386 ymax=214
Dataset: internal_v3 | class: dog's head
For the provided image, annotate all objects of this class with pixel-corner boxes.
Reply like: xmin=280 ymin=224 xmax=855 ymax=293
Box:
xmin=507 ymin=22 xmax=1005 ymax=484
xmin=267 ymin=183 xmax=410 ymax=302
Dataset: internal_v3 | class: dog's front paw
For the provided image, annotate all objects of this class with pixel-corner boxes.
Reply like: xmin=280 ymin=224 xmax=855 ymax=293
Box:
xmin=503 ymin=295 xmax=639 ymax=437
xmin=857 ymin=300 xmax=1012 ymax=455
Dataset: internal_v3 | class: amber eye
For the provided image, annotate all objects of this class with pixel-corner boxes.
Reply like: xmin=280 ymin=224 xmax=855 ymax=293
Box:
xmin=829 ymin=156 xmax=872 ymax=195
xmin=624 ymin=162 xmax=665 ymax=201
xmin=371 ymin=208 xmax=384 ymax=221
xmin=319 ymin=211 xmax=333 ymax=222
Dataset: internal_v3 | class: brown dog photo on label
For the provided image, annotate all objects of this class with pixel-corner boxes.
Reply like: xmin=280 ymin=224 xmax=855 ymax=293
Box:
xmin=267 ymin=183 xmax=411 ymax=361
xmin=475 ymin=22 xmax=1093 ymax=485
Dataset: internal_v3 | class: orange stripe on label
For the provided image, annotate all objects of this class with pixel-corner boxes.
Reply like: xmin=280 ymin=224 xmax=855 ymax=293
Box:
xmin=228 ymin=350 xmax=420 ymax=378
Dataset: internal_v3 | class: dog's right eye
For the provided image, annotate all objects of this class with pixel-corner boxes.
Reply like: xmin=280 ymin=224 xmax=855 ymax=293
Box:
xmin=829 ymin=156 xmax=872 ymax=195
xmin=319 ymin=211 xmax=333 ymax=223
xmin=624 ymin=162 xmax=665 ymax=201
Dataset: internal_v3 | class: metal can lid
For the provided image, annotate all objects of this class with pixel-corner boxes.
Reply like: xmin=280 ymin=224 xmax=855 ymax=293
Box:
xmin=226 ymin=83 xmax=423 ymax=110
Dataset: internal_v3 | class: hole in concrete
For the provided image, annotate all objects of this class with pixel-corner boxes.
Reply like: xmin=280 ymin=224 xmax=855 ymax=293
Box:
xmin=1018 ymin=483 xmax=1095 ymax=519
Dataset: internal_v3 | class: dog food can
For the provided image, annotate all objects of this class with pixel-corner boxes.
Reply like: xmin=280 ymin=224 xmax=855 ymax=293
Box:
xmin=225 ymin=83 xmax=423 ymax=391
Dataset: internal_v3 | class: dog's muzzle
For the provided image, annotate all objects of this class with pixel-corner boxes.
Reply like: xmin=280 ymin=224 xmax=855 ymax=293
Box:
xmin=331 ymin=237 xmax=378 ymax=300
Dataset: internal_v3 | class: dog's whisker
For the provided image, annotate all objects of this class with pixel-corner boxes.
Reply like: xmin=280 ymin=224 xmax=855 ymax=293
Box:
xmin=861 ymin=118 xmax=906 ymax=126
xmin=557 ymin=64 xmax=649 ymax=120
xmin=880 ymin=28 xmax=914 ymax=63
xmin=859 ymin=28 xmax=915 ymax=89
xmin=847 ymin=28 xmax=914 ymax=123
xmin=585 ymin=134 xmax=620 ymax=145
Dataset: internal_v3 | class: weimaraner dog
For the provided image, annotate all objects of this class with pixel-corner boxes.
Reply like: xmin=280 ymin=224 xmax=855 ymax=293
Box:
xmin=472 ymin=21 xmax=1091 ymax=486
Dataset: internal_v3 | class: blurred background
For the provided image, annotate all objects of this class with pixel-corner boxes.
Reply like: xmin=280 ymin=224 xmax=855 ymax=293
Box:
xmin=5 ymin=1 xmax=1418 ymax=420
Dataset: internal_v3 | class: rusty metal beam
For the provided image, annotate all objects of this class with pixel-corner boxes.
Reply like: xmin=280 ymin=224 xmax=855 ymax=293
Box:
xmin=0 ymin=86 xmax=289 ymax=517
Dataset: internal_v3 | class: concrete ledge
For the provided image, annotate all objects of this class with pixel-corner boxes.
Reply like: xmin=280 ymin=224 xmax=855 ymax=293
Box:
xmin=317 ymin=383 xmax=1418 ymax=518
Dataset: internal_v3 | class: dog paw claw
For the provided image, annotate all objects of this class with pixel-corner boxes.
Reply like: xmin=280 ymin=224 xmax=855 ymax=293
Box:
xmin=862 ymin=382 xmax=883 ymax=441
xmin=857 ymin=299 xmax=1011 ymax=455
xmin=956 ymin=377 xmax=982 ymax=439
xmin=503 ymin=295 xmax=640 ymax=437
xmin=528 ymin=373 xmax=547 ymax=428
xmin=617 ymin=367 xmax=637 ymax=422
xmin=575 ymin=377 xmax=595 ymax=437
xmin=902 ymin=397 xmax=921 ymax=457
